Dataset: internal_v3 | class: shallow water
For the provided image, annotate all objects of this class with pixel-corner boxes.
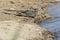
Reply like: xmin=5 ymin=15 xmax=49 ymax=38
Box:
xmin=41 ymin=2 xmax=60 ymax=40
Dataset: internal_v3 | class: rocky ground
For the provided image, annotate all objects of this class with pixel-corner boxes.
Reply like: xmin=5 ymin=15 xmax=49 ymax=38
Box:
xmin=0 ymin=0 xmax=60 ymax=40
xmin=0 ymin=0 xmax=57 ymax=21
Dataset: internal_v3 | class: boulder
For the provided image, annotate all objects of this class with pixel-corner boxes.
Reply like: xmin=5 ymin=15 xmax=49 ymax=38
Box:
xmin=0 ymin=20 xmax=55 ymax=40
